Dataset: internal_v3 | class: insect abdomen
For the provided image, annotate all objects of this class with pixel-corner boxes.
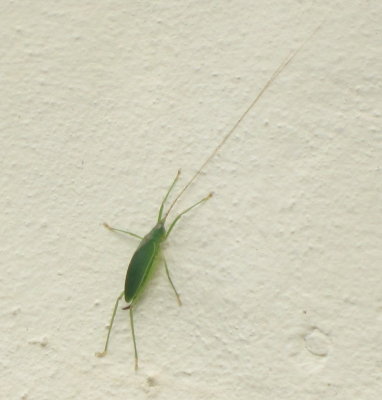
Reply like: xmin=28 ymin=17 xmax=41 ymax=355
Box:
xmin=124 ymin=223 xmax=165 ymax=303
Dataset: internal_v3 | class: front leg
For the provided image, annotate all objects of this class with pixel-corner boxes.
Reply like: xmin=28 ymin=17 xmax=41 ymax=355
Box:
xmin=166 ymin=192 xmax=213 ymax=239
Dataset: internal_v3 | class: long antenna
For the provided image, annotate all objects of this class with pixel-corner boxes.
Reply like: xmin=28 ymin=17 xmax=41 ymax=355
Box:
xmin=164 ymin=23 xmax=323 ymax=220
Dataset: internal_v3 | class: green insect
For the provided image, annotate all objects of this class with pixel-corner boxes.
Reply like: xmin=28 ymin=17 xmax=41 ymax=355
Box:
xmin=95 ymin=170 xmax=212 ymax=369
xmin=96 ymin=26 xmax=321 ymax=370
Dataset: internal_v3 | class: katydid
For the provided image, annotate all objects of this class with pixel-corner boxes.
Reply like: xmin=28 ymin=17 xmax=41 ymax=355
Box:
xmin=96 ymin=26 xmax=321 ymax=370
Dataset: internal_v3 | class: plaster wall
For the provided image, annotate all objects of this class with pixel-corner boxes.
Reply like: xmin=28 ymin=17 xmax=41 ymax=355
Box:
xmin=1 ymin=1 xmax=381 ymax=399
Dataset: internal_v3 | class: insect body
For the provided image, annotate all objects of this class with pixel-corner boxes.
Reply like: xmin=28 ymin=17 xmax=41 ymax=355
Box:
xmin=96 ymin=24 xmax=322 ymax=370
xmin=96 ymin=170 xmax=212 ymax=370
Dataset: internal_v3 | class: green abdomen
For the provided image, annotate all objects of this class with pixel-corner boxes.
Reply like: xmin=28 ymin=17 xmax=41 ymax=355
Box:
xmin=124 ymin=223 xmax=165 ymax=303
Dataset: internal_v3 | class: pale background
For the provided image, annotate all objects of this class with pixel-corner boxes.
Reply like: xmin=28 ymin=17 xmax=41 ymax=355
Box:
xmin=1 ymin=1 xmax=381 ymax=399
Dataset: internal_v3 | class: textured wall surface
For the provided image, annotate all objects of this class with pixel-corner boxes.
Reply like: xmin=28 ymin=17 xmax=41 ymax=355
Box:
xmin=1 ymin=1 xmax=381 ymax=399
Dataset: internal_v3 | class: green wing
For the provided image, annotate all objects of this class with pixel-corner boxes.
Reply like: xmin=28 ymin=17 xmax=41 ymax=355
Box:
xmin=125 ymin=237 xmax=158 ymax=303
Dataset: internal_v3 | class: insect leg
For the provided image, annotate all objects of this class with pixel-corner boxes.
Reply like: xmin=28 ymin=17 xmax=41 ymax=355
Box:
xmin=163 ymin=256 xmax=182 ymax=306
xmin=158 ymin=169 xmax=181 ymax=222
xmin=166 ymin=192 xmax=213 ymax=239
xmin=129 ymin=306 xmax=139 ymax=371
xmin=96 ymin=291 xmax=124 ymax=358
xmin=103 ymin=223 xmax=143 ymax=239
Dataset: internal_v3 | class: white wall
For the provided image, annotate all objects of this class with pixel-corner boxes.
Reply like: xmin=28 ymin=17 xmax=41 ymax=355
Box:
xmin=1 ymin=1 xmax=381 ymax=399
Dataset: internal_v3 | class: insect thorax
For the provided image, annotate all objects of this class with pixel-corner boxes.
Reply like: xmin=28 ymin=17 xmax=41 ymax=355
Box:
xmin=145 ymin=222 xmax=166 ymax=242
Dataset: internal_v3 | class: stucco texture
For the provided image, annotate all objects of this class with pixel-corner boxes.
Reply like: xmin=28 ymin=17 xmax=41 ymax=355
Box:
xmin=1 ymin=1 xmax=381 ymax=399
